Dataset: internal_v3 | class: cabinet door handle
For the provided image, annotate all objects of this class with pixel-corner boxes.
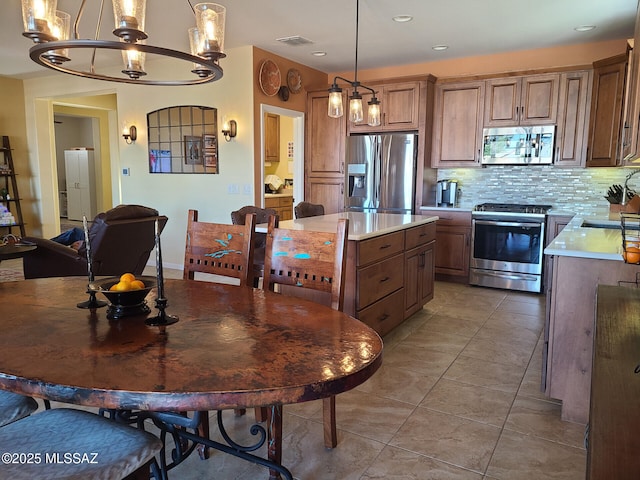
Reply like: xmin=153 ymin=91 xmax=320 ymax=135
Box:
xmin=419 ymin=252 xmax=425 ymax=267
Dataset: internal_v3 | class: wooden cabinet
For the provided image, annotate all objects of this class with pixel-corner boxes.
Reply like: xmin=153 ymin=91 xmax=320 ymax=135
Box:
xmin=305 ymin=90 xmax=346 ymax=214
xmin=484 ymin=73 xmax=559 ymax=127
xmin=545 ymin=214 xmax=573 ymax=246
xmin=0 ymin=136 xmax=25 ymax=237
xmin=404 ymin=223 xmax=436 ymax=317
xmin=586 ymin=53 xmax=628 ymax=167
xmin=264 ymin=195 xmax=293 ymax=221
xmin=343 ymin=221 xmax=436 ymax=336
xmin=264 ymin=113 xmax=280 ymax=162
xmin=64 ymin=149 xmax=96 ymax=221
xmin=348 ymin=81 xmax=421 ymax=133
xmin=554 ymin=71 xmax=592 ymax=167
xmin=422 ymin=209 xmax=471 ymax=278
xmin=431 ymin=81 xmax=485 ymax=167
xmin=620 ymin=7 xmax=640 ymax=165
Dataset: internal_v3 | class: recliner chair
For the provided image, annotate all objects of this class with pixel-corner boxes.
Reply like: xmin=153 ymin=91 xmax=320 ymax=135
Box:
xmin=22 ymin=204 xmax=168 ymax=279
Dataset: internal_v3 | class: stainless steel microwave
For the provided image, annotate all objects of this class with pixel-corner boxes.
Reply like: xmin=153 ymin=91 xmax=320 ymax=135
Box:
xmin=481 ymin=125 xmax=555 ymax=165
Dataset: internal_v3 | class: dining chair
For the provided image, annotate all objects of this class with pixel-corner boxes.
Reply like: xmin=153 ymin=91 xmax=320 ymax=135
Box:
xmin=0 ymin=408 xmax=162 ymax=479
xmin=263 ymin=214 xmax=349 ymax=450
xmin=230 ymin=205 xmax=278 ymax=287
xmin=0 ymin=391 xmax=38 ymax=427
xmin=294 ymin=201 xmax=325 ymax=219
xmin=184 ymin=209 xmax=256 ymax=286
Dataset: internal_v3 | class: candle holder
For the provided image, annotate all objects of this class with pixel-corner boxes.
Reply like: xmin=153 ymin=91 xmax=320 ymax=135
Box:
xmin=78 ymin=215 xmax=107 ymax=309
xmin=146 ymin=219 xmax=178 ymax=326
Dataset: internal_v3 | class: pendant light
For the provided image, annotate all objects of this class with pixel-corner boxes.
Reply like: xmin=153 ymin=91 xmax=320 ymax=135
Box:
xmin=327 ymin=0 xmax=381 ymax=126
xmin=20 ymin=0 xmax=227 ymax=86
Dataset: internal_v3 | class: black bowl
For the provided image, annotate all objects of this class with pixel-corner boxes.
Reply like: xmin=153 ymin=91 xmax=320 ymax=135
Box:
xmin=89 ymin=276 xmax=157 ymax=308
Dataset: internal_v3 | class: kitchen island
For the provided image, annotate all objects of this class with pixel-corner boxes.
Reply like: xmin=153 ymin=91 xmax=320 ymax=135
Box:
xmin=543 ymin=213 xmax=640 ymax=424
xmin=261 ymin=212 xmax=438 ymax=336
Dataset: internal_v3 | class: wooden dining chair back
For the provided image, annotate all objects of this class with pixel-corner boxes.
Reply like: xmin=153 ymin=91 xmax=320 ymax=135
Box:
xmin=183 ymin=209 xmax=256 ymax=287
xmin=294 ymin=201 xmax=325 ymax=219
xmin=263 ymin=215 xmax=349 ymax=311
xmin=262 ymin=215 xmax=349 ymax=450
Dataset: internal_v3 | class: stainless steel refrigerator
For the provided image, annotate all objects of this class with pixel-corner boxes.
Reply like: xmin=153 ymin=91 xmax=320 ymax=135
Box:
xmin=345 ymin=133 xmax=417 ymax=213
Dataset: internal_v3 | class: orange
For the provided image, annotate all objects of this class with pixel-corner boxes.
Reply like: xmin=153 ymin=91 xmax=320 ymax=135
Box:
xmin=120 ymin=273 xmax=136 ymax=283
xmin=110 ymin=280 xmax=132 ymax=292
xmin=129 ymin=280 xmax=145 ymax=290
xmin=623 ymin=246 xmax=640 ymax=263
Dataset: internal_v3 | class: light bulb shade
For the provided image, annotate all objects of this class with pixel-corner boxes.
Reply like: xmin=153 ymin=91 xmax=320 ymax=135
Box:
xmin=349 ymin=95 xmax=364 ymax=124
xmin=367 ymin=98 xmax=381 ymax=127
xmin=112 ymin=0 xmax=147 ymax=42
xmin=328 ymin=90 xmax=344 ymax=118
xmin=121 ymin=47 xmax=146 ymax=79
xmin=21 ymin=0 xmax=57 ymax=39
xmin=43 ymin=10 xmax=71 ymax=64
xmin=194 ymin=3 xmax=226 ymax=57
xmin=188 ymin=27 xmax=212 ymax=76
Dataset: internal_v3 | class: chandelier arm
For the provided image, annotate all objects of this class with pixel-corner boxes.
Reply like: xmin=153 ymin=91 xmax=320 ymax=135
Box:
xmin=73 ymin=0 xmax=88 ymax=40
xmin=29 ymin=40 xmax=224 ymax=86
xmin=90 ymin=0 xmax=107 ymax=74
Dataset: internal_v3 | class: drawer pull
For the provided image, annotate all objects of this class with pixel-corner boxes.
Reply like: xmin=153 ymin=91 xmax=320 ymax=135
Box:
xmin=379 ymin=313 xmax=390 ymax=321
xmin=379 ymin=276 xmax=390 ymax=283
xmin=379 ymin=244 xmax=392 ymax=250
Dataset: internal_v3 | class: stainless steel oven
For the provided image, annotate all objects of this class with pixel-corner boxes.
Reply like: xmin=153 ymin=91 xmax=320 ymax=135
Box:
xmin=470 ymin=203 xmax=551 ymax=293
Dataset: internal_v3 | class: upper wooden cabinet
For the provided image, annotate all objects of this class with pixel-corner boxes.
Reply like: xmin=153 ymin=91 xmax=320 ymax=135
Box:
xmin=305 ymin=90 xmax=346 ymax=176
xmin=484 ymin=73 xmax=560 ymax=127
xmin=348 ymin=81 xmax=421 ymax=133
xmin=554 ymin=70 xmax=592 ymax=167
xmin=621 ymin=6 xmax=640 ymax=164
xmin=431 ymin=80 xmax=485 ymax=167
xmin=264 ymin=112 xmax=280 ymax=162
xmin=586 ymin=53 xmax=628 ymax=167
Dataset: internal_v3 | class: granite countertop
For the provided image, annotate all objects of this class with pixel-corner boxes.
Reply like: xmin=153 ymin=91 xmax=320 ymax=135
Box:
xmin=256 ymin=212 xmax=438 ymax=241
xmin=264 ymin=191 xmax=293 ymax=198
xmin=544 ymin=212 xmax=626 ymax=261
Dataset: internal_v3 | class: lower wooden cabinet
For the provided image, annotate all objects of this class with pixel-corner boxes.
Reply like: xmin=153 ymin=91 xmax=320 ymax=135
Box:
xmin=264 ymin=195 xmax=293 ymax=221
xmin=422 ymin=210 xmax=471 ymax=279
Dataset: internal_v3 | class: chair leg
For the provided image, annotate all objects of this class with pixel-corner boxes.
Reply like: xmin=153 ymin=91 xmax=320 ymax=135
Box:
xmin=234 ymin=408 xmax=246 ymax=417
xmin=123 ymin=459 xmax=155 ymax=480
xmin=322 ymin=396 xmax=337 ymax=448
xmin=196 ymin=411 xmax=210 ymax=460
xmin=255 ymin=406 xmax=268 ymax=423
xmin=267 ymin=405 xmax=283 ymax=480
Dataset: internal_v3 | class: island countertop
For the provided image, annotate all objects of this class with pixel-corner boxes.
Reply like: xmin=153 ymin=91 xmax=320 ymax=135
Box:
xmin=544 ymin=213 xmax=626 ymax=261
xmin=257 ymin=212 xmax=438 ymax=241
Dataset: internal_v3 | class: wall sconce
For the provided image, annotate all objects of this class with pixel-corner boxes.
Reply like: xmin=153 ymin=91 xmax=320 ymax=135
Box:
xmin=221 ymin=119 xmax=237 ymax=142
xmin=122 ymin=125 xmax=137 ymax=144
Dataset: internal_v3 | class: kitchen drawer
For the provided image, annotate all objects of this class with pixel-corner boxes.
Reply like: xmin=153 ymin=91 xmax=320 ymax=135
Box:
xmin=358 ymin=288 xmax=405 ymax=337
xmin=357 ymin=231 xmax=405 ymax=266
xmin=357 ymin=253 xmax=404 ymax=309
xmin=405 ymin=222 xmax=436 ymax=250
xmin=422 ymin=209 xmax=471 ymax=227
xmin=279 ymin=196 xmax=293 ymax=207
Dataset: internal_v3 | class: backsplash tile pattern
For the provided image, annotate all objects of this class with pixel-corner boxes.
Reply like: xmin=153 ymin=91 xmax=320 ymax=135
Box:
xmin=437 ymin=166 xmax=638 ymax=215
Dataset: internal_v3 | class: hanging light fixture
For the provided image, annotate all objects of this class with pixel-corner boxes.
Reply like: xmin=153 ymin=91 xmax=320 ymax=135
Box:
xmin=327 ymin=0 xmax=380 ymax=126
xmin=20 ymin=0 xmax=226 ymax=86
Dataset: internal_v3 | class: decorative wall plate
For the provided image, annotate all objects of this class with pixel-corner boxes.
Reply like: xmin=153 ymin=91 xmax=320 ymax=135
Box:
xmin=287 ymin=68 xmax=303 ymax=94
xmin=259 ymin=59 xmax=281 ymax=96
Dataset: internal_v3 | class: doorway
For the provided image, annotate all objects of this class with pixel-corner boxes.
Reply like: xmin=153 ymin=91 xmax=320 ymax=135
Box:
xmin=260 ymin=104 xmax=304 ymax=209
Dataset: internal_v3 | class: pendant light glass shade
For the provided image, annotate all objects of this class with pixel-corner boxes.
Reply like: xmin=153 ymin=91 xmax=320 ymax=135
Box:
xmin=112 ymin=0 xmax=147 ymax=42
xmin=121 ymin=47 xmax=146 ymax=79
xmin=188 ymin=27 xmax=212 ymax=77
xmin=43 ymin=10 xmax=70 ymax=64
xmin=367 ymin=98 xmax=381 ymax=127
xmin=328 ymin=89 xmax=344 ymax=118
xmin=349 ymin=93 xmax=364 ymax=124
xmin=21 ymin=0 xmax=57 ymax=41
xmin=194 ymin=3 xmax=226 ymax=57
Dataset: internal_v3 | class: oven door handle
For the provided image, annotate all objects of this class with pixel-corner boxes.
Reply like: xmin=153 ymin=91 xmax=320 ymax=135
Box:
xmin=473 ymin=219 xmax=542 ymax=228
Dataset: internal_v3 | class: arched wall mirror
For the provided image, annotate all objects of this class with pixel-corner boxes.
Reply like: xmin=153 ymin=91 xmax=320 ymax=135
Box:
xmin=147 ymin=105 xmax=219 ymax=174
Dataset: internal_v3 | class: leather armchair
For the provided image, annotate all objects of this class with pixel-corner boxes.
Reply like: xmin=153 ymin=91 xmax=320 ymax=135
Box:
xmin=22 ymin=204 xmax=168 ymax=279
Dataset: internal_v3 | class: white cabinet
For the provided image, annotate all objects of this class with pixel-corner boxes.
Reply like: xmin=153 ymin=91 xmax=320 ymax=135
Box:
xmin=65 ymin=149 xmax=96 ymax=221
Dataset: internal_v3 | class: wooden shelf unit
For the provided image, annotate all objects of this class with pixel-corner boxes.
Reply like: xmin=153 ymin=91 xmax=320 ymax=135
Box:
xmin=0 ymin=136 xmax=25 ymax=238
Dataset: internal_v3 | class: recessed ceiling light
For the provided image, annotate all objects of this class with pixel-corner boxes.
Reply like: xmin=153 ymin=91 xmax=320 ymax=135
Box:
xmin=311 ymin=51 xmax=327 ymax=57
xmin=393 ymin=15 xmax=413 ymax=23
xmin=574 ymin=25 xmax=596 ymax=32
xmin=432 ymin=45 xmax=449 ymax=51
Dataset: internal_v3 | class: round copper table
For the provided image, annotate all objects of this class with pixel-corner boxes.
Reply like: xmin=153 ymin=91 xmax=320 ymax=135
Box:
xmin=0 ymin=277 xmax=383 ymax=479
xmin=0 ymin=243 xmax=36 ymax=261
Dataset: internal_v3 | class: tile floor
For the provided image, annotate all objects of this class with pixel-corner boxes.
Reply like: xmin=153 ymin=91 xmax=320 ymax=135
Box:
xmin=1 ymin=261 xmax=587 ymax=479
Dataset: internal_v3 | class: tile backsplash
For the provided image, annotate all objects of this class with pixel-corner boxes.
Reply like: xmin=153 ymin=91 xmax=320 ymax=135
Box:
xmin=436 ymin=165 xmax=639 ymax=215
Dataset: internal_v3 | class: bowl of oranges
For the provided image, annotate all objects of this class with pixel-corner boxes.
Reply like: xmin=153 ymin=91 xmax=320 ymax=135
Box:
xmin=90 ymin=273 xmax=157 ymax=319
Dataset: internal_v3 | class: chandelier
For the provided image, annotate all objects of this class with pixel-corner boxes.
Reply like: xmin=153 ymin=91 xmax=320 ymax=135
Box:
xmin=20 ymin=0 xmax=227 ymax=86
xmin=327 ymin=0 xmax=380 ymax=126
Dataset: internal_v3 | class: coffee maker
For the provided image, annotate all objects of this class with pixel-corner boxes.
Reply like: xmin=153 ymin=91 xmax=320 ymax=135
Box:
xmin=436 ymin=179 xmax=459 ymax=207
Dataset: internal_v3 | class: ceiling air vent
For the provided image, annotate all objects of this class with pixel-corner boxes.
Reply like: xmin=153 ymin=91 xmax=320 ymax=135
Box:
xmin=276 ymin=36 xmax=314 ymax=47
